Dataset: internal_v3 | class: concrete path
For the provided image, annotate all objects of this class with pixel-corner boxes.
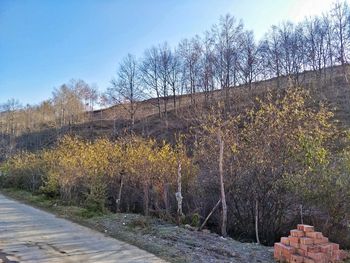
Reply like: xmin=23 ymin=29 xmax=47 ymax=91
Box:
xmin=0 ymin=194 xmax=166 ymax=263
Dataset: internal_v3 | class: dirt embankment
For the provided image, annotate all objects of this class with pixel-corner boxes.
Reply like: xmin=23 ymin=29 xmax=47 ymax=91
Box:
xmin=88 ymin=213 xmax=274 ymax=263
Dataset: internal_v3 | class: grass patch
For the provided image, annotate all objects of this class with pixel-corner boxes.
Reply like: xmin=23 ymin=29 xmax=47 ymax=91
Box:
xmin=2 ymin=188 xmax=54 ymax=206
xmin=0 ymin=188 xmax=107 ymax=220
xmin=128 ymin=217 xmax=150 ymax=229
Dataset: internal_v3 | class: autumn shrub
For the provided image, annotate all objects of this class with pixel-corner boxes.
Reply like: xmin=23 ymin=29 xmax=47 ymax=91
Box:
xmin=1 ymin=151 xmax=46 ymax=192
xmin=285 ymin=136 xmax=350 ymax=247
xmin=116 ymin=136 xmax=196 ymax=217
xmin=1 ymin=134 xmax=197 ymax=222
xmin=194 ymin=88 xmax=349 ymax=245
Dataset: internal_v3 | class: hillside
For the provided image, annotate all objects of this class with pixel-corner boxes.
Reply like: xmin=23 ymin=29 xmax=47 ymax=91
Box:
xmin=95 ymin=64 xmax=350 ymax=127
xmin=3 ymin=65 xmax=350 ymax=250
xmin=12 ymin=64 xmax=350 ymax=153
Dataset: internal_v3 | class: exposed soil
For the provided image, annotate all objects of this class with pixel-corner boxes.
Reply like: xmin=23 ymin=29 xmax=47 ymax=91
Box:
xmin=88 ymin=213 xmax=275 ymax=263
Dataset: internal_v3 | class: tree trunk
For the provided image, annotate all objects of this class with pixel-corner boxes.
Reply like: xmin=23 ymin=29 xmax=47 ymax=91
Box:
xmin=199 ymin=199 xmax=221 ymax=231
xmin=31 ymin=174 xmax=35 ymax=193
xmin=113 ymin=118 xmax=117 ymax=135
xmin=116 ymin=175 xmax=123 ymax=212
xmin=163 ymin=183 xmax=170 ymax=217
xmin=342 ymin=64 xmax=349 ymax=84
xmin=176 ymin=162 xmax=183 ymax=225
xmin=157 ymin=95 xmax=161 ymax=119
xmin=255 ymin=197 xmax=260 ymax=244
xmin=100 ymin=110 xmax=103 ymax=130
xmin=143 ymin=182 xmax=149 ymax=216
xmin=164 ymin=97 xmax=168 ymax=129
xmin=300 ymin=204 xmax=304 ymax=224
xmin=131 ymin=113 xmax=135 ymax=129
xmin=173 ymin=85 xmax=177 ymax=115
xmin=218 ymin=132 xmax=227 ymax=237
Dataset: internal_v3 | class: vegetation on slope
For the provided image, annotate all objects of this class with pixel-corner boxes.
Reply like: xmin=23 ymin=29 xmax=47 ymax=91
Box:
xmin=2 ymin=88 xmax=350 ymax=248
xmin=2 ymin=0 xmax=350 ymax=254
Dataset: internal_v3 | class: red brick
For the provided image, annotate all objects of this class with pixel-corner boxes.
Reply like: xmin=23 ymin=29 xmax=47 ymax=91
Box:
xmin=300 ymin=243 xmax=309 ymax=252
xmin=283 ymin=250 xmax=292 ymax=261
xmin=303 ymin=257 xmax=315 ymax=263
xmin=297 ymin=248 xmax=306 ymax=256
xmin=314 ymin=237 xmax=328 ymax=245
xmin=289 ymin=236 xmax=300 ymax=243
xmin=274 ymin=248 xmax=281 ymax=259
xmin=290 ymin=241 xmax=300 ymax=249
xmin=281 ymin=237 xmax=290 ymax=246
xmin=300 ymin=237 xmax=314 ymax=245
xmin=274 ymin=243 xmax=283 ymax=259
xmin=305 ymin=232 xmax=323 ymax=239
xmin=329 ymin=242 xmax=339 ymax=251
xmin=297 ymin=224 xmax=315 ymax=232
xmin=274 ymin=250 xmax=280 ymax=259
xmin=307 ymin=251 xmax=327 ymax=262
xmin=319 ymin=243 xmax=333 ymax=254
xmin=274 ymin=242 xmax=296 ymax=261
xmin=279 ymin=227 xmax=343 ymax=263
xmin=297 ymin=224 xmax=305 ymax=231
xmin=307 ymin=245 xmax=321 ymax=253
xmin=291 ymin=254 xmax=304 ymax=263
xmin=291 ymin=229 xmax=305 ymax=237
xmin=279 ymin=255 xmax=288 ymax=262
xmin=331 ymin=249 xmax=340 ymax=261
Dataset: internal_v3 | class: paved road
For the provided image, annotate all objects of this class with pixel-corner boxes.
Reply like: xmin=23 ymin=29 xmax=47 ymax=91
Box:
xmin=0 ymin=194 xmax=166 ymax=263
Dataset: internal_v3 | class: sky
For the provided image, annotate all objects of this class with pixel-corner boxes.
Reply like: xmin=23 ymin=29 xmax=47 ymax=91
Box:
xmin=0 ymin=0 xmax=338 ymax=105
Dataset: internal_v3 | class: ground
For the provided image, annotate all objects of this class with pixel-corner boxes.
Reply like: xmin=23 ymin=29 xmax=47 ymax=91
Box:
xmin=89 ymin=213 xmax=274 ymax=263
xmin=0 ymin=193 xmax=165 ymax=263
xmin=0 ymin=189 xmax=275 ymax=263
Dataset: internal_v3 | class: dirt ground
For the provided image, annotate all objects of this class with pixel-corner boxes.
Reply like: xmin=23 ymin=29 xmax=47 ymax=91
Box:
xmin=88 ymin=213 xmax=275 ymax=263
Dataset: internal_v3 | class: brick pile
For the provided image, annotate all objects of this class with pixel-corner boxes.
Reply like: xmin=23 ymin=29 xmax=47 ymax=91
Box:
xmin=274 ymin=224 xmax=348 ymax=263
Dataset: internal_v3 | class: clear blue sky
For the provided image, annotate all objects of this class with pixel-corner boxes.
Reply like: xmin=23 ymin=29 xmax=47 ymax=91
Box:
xmin=0 ymin=0 xmax=336 ymax=105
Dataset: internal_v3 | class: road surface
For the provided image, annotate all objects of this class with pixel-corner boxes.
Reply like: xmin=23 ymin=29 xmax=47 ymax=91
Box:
xmin=0 ymin=194 xmax=166 ymax=263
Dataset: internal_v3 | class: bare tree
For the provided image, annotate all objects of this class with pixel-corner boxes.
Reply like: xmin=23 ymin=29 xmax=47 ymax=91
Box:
xmin=324 ymin=14 xmax=335 ymax=66
xmin=74 ymin=80 xmax=99 ymax=131
xmin=52 ymin=84 xmax=85 ymax=128
xmin=302 ymin=16 xmax=330 ymax=81
xmin=0 ymin=99 xmax=22 ymax=157
xmin=167 ymin=48 xmax=181 ymax=114
xmin=108 ymin=54 xmax=143 ymax=128
xmin=213 ymin=14 xmax=244 ymax=99
xmin=331 ymin=1 xmax=350 ymax=66
xmin=260 ymin=26 xmax=282 ymax=86
xmin=239 ymin=30 xmax=260 ymax=88
xmin=158 ymin=43 xmax=172 ymax=121
xmin=140 ymin=46 xmax=162 ymax=118
xmin=178 ymin=36 xmax=202 ymax=106
xmin=75 ymin=80 xmax=99 ymax=112
xmin=199 ymin=31 xmax=216 ymax=103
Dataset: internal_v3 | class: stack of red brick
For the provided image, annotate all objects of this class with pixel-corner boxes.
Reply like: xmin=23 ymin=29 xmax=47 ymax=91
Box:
xmin=274 ymin=224 xmax=348 ymax=263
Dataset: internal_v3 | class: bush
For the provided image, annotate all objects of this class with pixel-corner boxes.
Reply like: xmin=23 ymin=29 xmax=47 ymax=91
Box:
xmin=191 ymin=213 xmax=200 ymax=228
